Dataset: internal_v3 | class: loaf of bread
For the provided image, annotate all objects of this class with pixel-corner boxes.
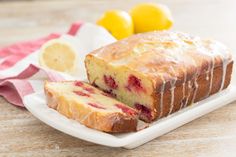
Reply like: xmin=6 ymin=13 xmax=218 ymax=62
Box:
xmin=44 ymin=81 xmax=138 ymax=132
xmin=85 ymin=31 xmax=233 ymax=122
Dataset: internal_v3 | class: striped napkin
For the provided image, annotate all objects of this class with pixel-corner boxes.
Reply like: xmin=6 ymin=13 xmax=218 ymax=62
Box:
xmin=0 ymin=22 xmax=116 ymax=107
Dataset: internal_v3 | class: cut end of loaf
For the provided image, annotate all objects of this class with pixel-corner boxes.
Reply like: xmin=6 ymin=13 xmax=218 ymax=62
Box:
xmin=85 ymin=55 xmax=157 ymax=122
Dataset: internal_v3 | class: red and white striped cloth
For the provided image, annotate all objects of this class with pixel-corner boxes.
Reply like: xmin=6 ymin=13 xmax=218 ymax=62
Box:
xmin=0 ymin=22 xmax=116 ymax=107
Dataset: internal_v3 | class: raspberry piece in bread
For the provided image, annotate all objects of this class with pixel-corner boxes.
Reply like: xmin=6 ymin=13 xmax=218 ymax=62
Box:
xmin=44 ymin=81 xmax=138 ymax=133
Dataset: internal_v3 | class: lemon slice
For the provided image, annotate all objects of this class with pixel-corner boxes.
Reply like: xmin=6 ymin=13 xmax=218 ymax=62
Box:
xmin=39 ymin=39 xmax=78 ymax=74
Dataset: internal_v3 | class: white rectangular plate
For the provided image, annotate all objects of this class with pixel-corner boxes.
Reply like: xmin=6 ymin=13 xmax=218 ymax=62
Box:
xmin=23 ymin=83 xmax=236 ymax=149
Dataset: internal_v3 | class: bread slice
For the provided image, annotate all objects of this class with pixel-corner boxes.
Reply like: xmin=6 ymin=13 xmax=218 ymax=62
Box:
xmin=44 ymin=81 xmax=138 ymax=133
xmin=85 ymin=31 xmax=233 ymax=122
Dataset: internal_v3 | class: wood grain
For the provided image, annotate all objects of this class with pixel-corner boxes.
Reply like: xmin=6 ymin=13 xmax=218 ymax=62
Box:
xmin=0 ymin=0 xmax=236 ymax=156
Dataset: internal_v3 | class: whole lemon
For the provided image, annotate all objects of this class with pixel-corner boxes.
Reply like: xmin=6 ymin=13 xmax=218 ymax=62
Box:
xmin=130 ymin=3 xmax=173 ymax=33
xmin=97 ymin=10 xmax=134 ymax=40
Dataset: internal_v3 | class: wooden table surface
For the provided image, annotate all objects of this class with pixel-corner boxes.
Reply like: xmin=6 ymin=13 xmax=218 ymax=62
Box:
xmin=1 ymin=0 xmax=236 ymax=156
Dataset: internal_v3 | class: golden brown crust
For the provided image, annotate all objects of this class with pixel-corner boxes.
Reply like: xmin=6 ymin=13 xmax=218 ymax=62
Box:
xmin=44 ymin=82 xmax=137 ymax=133
xmin=153 ymin=61 xmax=233 ymax=121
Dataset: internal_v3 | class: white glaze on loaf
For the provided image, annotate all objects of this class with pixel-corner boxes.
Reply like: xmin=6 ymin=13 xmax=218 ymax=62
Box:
xmin=86 ymin=31 xmax=233 ymax=122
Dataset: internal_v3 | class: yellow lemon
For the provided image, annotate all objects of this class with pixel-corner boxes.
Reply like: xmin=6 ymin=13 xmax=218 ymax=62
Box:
xmin=97 ymin=10 xmax=134 ymax=40
xmin=39 ymin=39 xmax=78 ymax=74
xmin=130 ymin=3 xmax=173 ymax=33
